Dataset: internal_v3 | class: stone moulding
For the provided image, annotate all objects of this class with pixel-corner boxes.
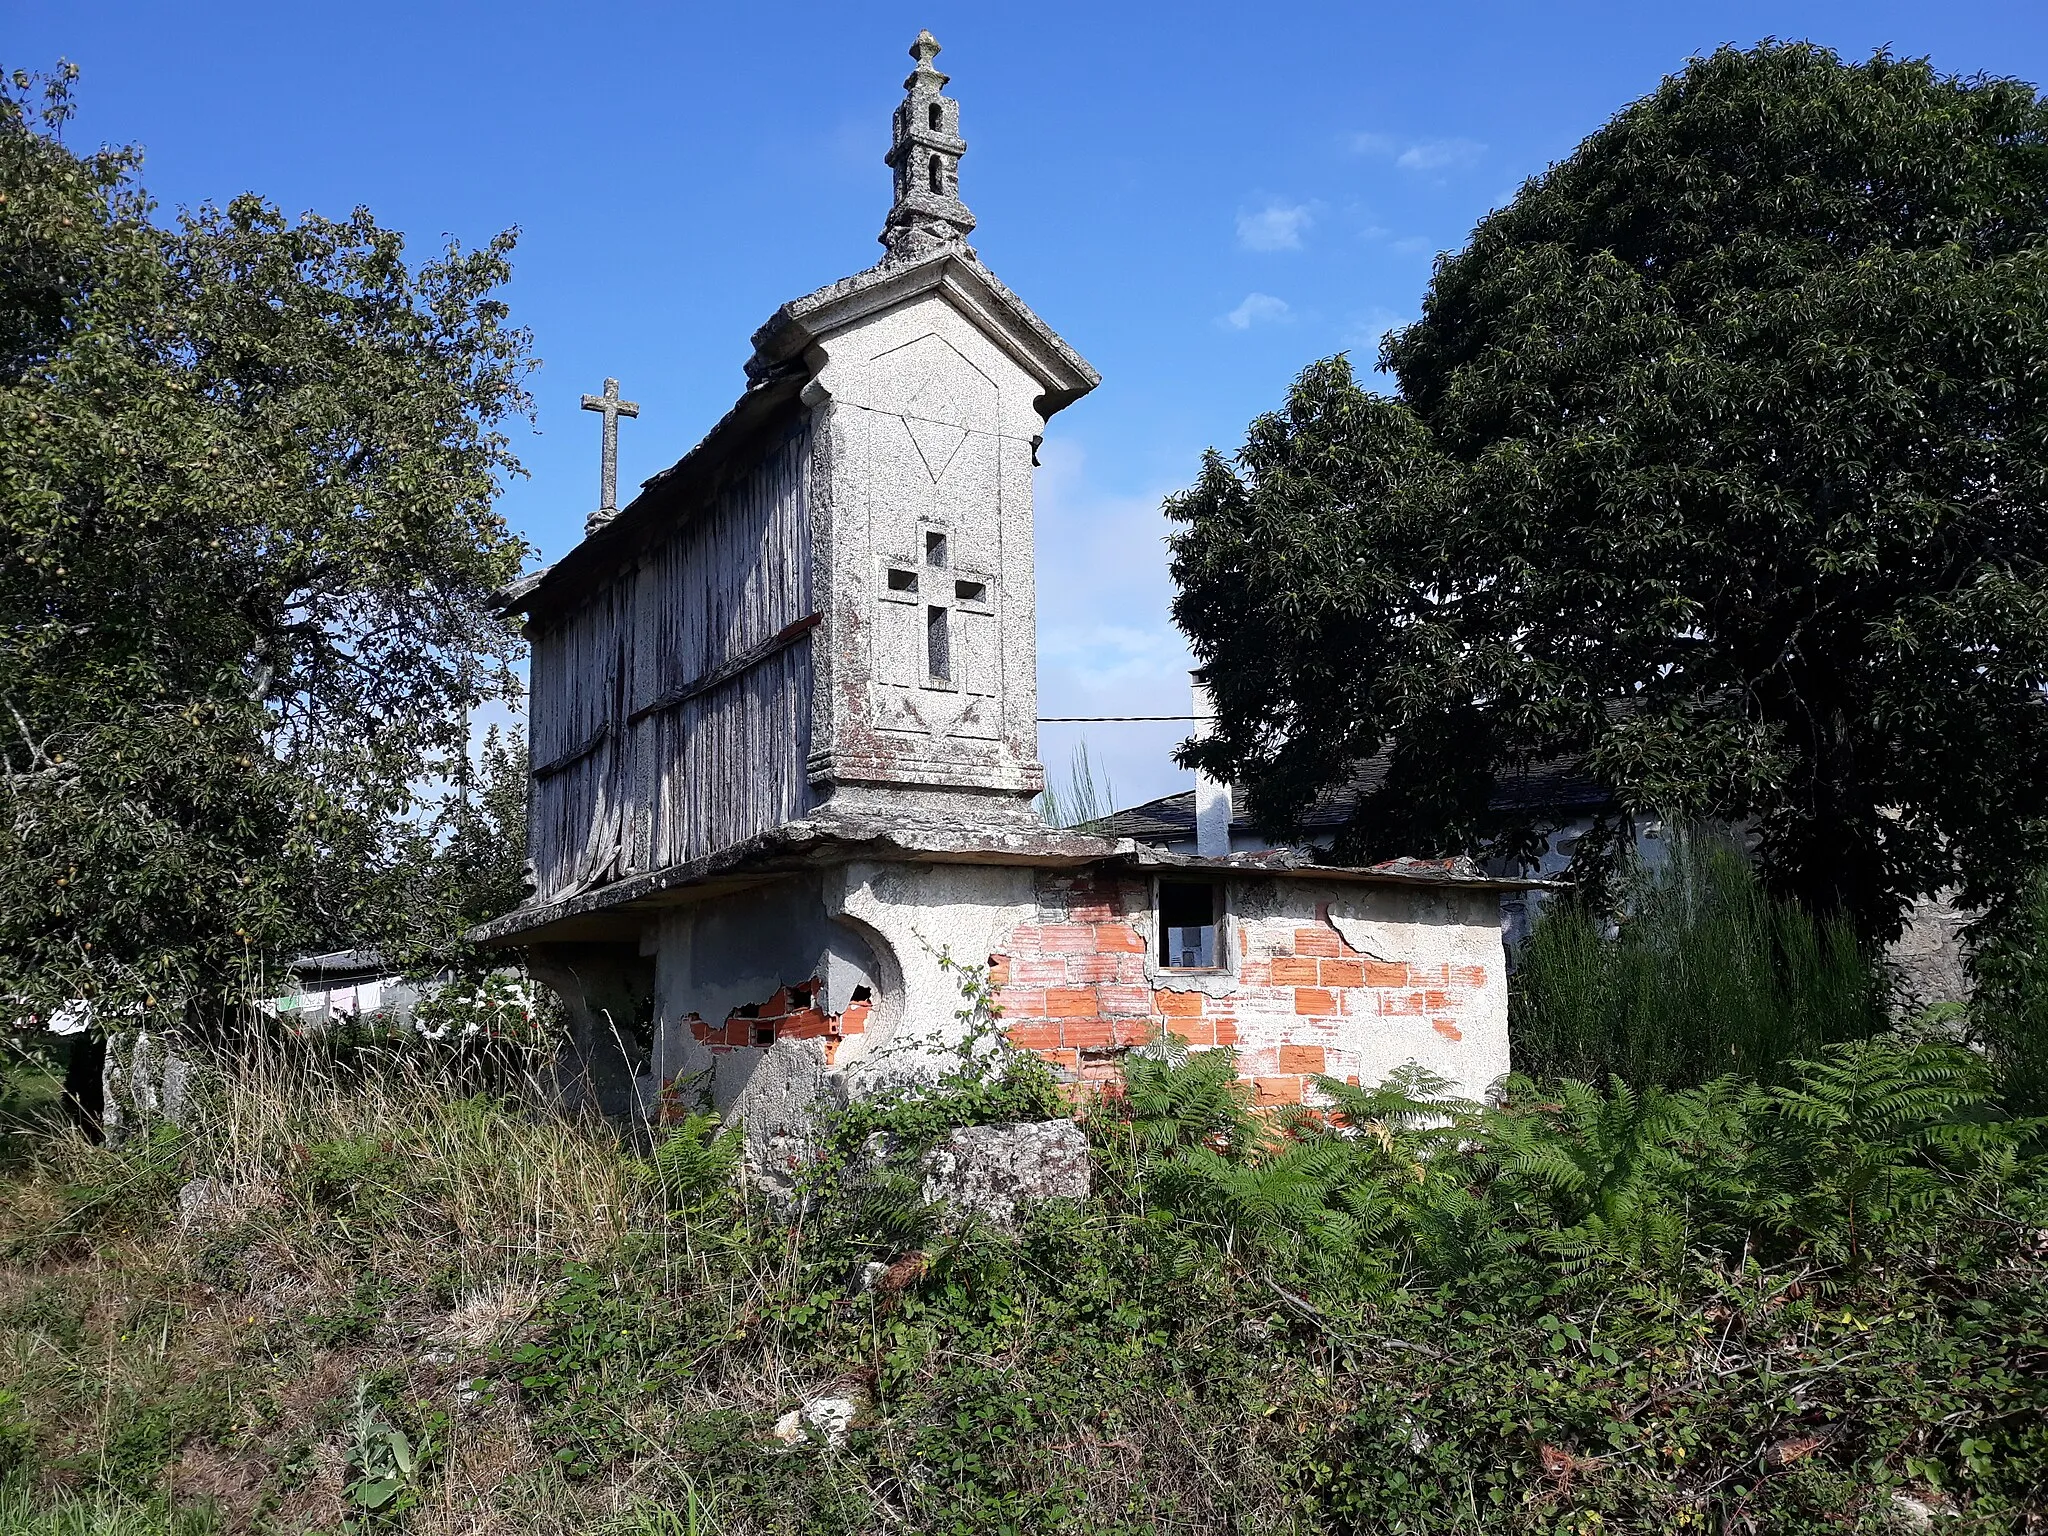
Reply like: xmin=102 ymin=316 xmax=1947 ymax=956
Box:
xmin=468 ymin=812 xmax=1558 ymax=951
xmin=749 ymin=247 xmax=1099 ymax=420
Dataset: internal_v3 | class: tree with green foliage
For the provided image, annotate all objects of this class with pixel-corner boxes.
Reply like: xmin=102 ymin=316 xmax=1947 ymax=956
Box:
xmin=0 ymin=63 xmax=534 ymax=1026
xmin=1169 ymin=42 xmax=2048 ymax=941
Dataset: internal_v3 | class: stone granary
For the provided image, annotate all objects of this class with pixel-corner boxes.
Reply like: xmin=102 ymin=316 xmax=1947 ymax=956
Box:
xmin=477 ymin=33 xmax=1545 ymax=1170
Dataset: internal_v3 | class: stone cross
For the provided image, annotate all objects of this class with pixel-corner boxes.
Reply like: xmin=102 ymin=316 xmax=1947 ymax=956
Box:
xmin=581 ymin=377 xmax=639 ymax=532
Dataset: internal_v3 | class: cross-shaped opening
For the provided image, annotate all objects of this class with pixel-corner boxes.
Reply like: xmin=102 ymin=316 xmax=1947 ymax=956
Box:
xmin=927 ymin=604 xmax=951 ymax=682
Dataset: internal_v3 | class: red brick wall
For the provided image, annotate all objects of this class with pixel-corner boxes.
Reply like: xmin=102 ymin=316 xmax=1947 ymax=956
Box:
xmin=682 ymin=978 xmax=873 ymax=1067
xmin=994 ymin=870 xmax=1494 ymax=1105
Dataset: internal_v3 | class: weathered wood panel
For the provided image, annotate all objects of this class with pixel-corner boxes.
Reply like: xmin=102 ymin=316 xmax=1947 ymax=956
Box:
xmin=529 ymin=583 xmax=633 ymax=898
xmin=653 ymin=636 xmax=813 ymax=866
xmin=527 ymin=417 xmax=814 ymax=903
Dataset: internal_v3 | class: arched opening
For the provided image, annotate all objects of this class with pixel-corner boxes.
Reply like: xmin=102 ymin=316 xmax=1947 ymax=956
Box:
xmin=928 ymin=155 xmax=945 ymax=194
xmin=927 ymin=101 xmax=943 ymax=130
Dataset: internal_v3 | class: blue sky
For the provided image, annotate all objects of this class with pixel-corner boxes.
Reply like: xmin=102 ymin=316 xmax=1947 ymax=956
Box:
xmin=12 ymin=1 xmax=2047 ymax=808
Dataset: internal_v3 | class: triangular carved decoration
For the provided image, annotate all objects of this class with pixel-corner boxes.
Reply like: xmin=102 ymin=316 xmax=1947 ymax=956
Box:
xmin=904 ymin=414 xmax=967 ymax=483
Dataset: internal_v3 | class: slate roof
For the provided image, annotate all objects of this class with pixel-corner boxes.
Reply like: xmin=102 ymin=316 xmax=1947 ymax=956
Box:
xmin=1090 ymin=751 xmax=1613 ymax=846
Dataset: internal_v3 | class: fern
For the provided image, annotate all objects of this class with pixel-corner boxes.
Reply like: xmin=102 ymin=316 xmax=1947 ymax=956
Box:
xmin=1119 ymin=1039 xmax=1257 ymax=1160
xmin=1114 ymin=1037 xmax=2037 ymax=1292
xmin=1762 ymin=1040 xmax=2009 ymax=1262
xmin=647 ymin=1112 xmax=743 ymax=1212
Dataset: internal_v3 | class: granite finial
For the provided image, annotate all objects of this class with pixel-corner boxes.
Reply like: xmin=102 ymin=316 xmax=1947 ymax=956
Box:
xmin=879 ymin=30 xmax=976 ymax=262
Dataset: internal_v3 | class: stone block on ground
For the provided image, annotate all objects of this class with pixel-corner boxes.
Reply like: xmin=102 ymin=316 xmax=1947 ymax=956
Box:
xmin=919 ymin=1117 xmax=1090 ymax=1230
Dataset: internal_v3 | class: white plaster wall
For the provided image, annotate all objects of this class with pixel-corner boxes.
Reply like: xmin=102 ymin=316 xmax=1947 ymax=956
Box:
xmin=643 ymin=861 xmax=1035 ymax=1186
xmin=830 ymin=858 xmax=1038 ymax=1085
xmin=1324 ymin=886 xmax=1511 ymax=1101
xmin=1199 ymin=878 xmax=1509 ymax=1104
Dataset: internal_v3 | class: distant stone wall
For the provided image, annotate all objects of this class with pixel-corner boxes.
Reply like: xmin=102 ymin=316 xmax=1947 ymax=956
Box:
xmin=1887 ymin=889 xmax=1976 ymax=1015
xmin=995 ymin=868 xmax=1509 ymax=1106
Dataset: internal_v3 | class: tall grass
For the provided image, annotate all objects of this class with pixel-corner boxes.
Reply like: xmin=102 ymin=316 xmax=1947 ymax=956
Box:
xmin=1511 ymin=829 xmax=1884 ymax=1086
xmin=0 ymin=1485 xmax=215 ymax=1536
xmin=1036 ymin=741 xmax=1117 ymax=829
xmin=0 ymin=1030 xmax=749 ymax=1533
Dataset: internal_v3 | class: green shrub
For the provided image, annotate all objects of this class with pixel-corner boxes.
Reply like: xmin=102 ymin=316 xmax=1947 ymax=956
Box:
xmin=1974 ymin=865 xmax=2048 ymax=1115
xmin=1512 ymin=829 xmax=1885 ymax=1087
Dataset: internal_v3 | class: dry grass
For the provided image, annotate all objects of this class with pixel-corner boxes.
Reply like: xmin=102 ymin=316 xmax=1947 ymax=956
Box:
xmin=0 ymin=1040 xmax=679 ymax=1534
xmin=0 ymin=1036 xmax=1297 ymax=1534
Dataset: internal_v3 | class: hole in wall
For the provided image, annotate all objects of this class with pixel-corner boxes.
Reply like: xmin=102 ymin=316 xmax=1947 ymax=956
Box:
xmin=887 ymin=567 xmax=918 ymax=593
xmin=928 ymin=101 xmax=943 ymax=130
xmin=925 ymin=530 xmax=948 ymax=567
xmin=927 ymin=604 xmax=951 ymax=681
xmin=954 ymin=579 xmax=986 ymax=603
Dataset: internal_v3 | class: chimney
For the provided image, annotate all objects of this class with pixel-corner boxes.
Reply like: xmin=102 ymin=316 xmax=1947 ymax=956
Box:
xmin=1191 ymin=672 xmax=1232 ymax=859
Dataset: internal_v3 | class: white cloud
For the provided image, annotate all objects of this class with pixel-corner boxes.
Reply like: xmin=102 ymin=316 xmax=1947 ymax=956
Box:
xmin=1345 ymin=304 xmax=1414 ymax=352
xmin=1398 ymin=137 xmax=1486 ymax=172
xmin=1347 ymin=132 xmax=1487 ymax=174
xmin=1031 ymin=440 xmax=1200 ymax=809
xmin=1235 ymin=199 xmax=1317 ymax=251
xmin=1222 ymin=292 xmax=1291 ymax=331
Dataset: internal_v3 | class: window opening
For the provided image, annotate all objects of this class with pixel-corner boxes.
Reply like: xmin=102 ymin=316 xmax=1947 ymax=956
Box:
xmin=925 ymin=529 xmax=948 ymax=567
xmin=927 ymin=102 xmax=943 ymax=130
xmin=954 ymin=578 xmax=987 ymax=603
xmin=929 ymin=155 xmax=945 ymax=194
xmin=1158 ymin=881 xmax=1220 ymax=969
xmin=927 ymin=604 xmax=951 ymax=681
xmin=752 ymin=1022 xmax=776 ymax=1047
xmin=887 ymin=567 xmax=918 ymax=593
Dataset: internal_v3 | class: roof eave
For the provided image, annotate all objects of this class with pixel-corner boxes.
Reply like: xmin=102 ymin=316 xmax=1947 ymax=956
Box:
xmin=496 ymin=367 xmax=808 ymax=622
xmin=749 ymin=246 xmax=1099 ymax=420
xmin=472 ymin=820 xmax=1560 ymax=949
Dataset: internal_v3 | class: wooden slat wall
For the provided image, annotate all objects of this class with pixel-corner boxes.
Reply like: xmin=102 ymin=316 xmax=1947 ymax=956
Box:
xmin=528 ymin=417 xmax=813 ymax=903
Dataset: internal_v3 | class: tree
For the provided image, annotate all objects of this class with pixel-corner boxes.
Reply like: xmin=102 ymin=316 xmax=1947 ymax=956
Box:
xmin=0 ymin=63 xmax=534 ymax=1028
xmin=1168 ymin=43 xmax=2048 ymax=941
xmin=382 ymin=725 xmax=532 ymax=977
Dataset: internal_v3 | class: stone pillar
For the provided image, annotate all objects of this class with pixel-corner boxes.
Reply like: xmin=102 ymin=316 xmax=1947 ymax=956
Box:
xmin=525 ymin=944 xmax=658 ymax=1124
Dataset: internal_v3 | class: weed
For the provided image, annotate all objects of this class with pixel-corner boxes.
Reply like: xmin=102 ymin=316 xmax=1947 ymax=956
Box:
xmin=340 ymin=1380 xmax=439 ymax=1529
